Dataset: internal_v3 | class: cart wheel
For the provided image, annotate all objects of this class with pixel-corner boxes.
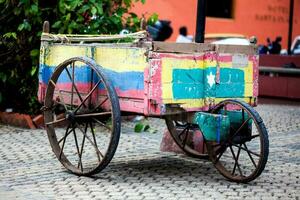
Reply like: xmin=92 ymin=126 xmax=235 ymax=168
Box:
xmin=206 ymin=99 xmax=269 ymax=183
xmin=43 ymin=56 xmax=121 ymax=176
xmin=165 ymin=117 xmax=208 ymax=158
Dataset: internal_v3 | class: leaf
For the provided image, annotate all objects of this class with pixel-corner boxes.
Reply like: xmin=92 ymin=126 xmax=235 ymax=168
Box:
xmin=134 ymin=122 xmax=150 ymax=133
xmin=52 ymin=21 xmax=62 ymax=28
xmin=30 ymin=4 xmax=38 ymax=14
xmin=124 ymin=0 xmax=131 ymax=7
xmin=30 ymin=66 xmax=37 ymax=76
xmin=96 ymin=3 xmax=103 ymax=15
xmin=17 ymin=23 xmax=25 ymax=31
xmin=147 ymin=13 xmax=158 ymax=25
xmin=65 ymin=13 xmax=71 ymax=21
xmin=91 ymin=7 xmax=97 ymax=15
xmin=3 ymin=32 xmax=17 ymax=39
xmin=0 ymin=73 xmax=7 ymax=83
xmin=59 ymin=1 xmax=66 ymax=14
xmin=30 ymin=49 xmax=39 ymax=57
xmin=78 ymin=5 xmax=90 ymax=14
xmin=134 ymin=123 xmax=144 ymax=133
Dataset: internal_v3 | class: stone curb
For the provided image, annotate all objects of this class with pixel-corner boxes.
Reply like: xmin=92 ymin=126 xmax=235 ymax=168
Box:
xmin=0 ymin=112 xmax=36 ymax=129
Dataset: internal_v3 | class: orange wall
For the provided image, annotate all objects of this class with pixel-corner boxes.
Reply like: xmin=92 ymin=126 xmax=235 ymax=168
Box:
xmin=132 ymin=0 xmax=300 ymax=49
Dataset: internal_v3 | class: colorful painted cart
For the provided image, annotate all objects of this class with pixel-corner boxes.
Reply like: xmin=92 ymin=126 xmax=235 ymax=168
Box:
xmin=39 ymin=24 xmax=269 ymax=183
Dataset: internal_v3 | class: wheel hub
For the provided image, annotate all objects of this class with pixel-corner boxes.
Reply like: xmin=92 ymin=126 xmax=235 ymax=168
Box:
xmin=65 ymin=111 xmax=76 ymax=122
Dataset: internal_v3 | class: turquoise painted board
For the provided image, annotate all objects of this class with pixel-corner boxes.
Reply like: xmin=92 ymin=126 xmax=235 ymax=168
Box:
xmin=193 ymin=112 xmax=230 ymax=142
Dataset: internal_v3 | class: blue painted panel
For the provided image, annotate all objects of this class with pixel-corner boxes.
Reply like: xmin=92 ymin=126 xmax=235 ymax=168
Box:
xmin=39 ymin=64 xmax=144 ymax=91
xmin=172 ymin=69 xmax=204 ymax=99
xmin=215 ymin=68 xmax=245 ymax=98
xmin=172 ymin=67 xmax=245 ymax=99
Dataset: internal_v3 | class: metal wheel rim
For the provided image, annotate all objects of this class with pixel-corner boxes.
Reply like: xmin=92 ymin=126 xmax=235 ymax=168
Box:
xmin=44 ymin=57 xmax=121 ymax=176
xmin=206 ymin=99 xmax=269 ymax=183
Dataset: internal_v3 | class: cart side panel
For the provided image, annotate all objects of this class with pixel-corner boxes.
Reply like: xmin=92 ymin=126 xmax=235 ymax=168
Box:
xmin=39 ymin=43 xmax=149 ymax=114
xmin=147 ymin=47 xmax=258 ymax=116
xmin=38 ymin=43 xmax=93 ymax=103
xmin=93 ymin=46 xmax=148 ymax=113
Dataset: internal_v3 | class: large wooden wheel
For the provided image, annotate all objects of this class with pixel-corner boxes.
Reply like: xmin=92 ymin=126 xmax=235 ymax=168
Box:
xmin=206 ymin=99 xmax=269 ymax=183
xmin=43 ymin=56 xmax=121 ymax=176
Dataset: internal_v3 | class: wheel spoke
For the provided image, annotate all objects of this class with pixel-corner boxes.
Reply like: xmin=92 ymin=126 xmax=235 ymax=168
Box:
xmin=45 ymin=117 xmax=66 ymax=126
xmin=89 ymin=69 xmax=94 ymax=108
xmin=59 ymin=126 xmax=71 ymax=159
xmin=90 ymin=122 xmax=102 ymax=162
xmin=243 ymin=143 xmax=257 ymax=168
xmin=49 ymin=80 xmax=69 ymax=111
xmin=232 ymin=143 xmax=242 ymax=175
xmin=75 ymin=112 xmax=111 ymax=118
xmin=74 ymin=80 xmax=102 ymax=113
xmin=249 ymin=134 xmax=259 ymax=140
xmin=71 ymin=63 xmax=75 ymax=108
xmin=75 ymin=122 xmax=104 ymax=161
xmin=65 ymin=65 xmax=85 ymax=106
xmin=231 ymin=143 xmax=260 ymax=157
xmin=92 ymin=117 xmax=112 ymax=131
xmin=214 ymin=146 xmax=227 ymax=163
xmin=91 ymin=97 xmax=109 ymax=112
xmin=182 ymin=125 xmax=189 ymax=148
xmin=178 ymin=125 xmax=189 ymax=138
xmin=213 ymin=143 xmax=222 ymax=147
xmin=58 ymin=128 xmax=73 ymax=144
xmin=72 ymin=124 xmax=81 ymax=167
xmin=230 ymin=117 xmax=251 ymax=139
xmin=78 ymin=123 xmax=88 ymax=171
xmin=229 ymin=145 xmax=243 ymax=177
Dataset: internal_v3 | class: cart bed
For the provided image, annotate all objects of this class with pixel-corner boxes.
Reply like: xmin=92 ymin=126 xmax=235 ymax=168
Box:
xmin=39 ymin=39 xmax=258 ymax=116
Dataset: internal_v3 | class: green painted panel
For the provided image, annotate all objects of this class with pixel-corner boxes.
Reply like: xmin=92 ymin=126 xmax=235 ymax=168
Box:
xmin=193 ymin=112 xmax=230 ymax=142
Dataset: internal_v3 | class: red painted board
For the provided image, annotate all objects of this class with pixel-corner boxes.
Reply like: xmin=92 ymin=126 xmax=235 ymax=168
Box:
xmin=287 ymin=77 xmax=300 ymax=99
xmin=259 ymin=55 xmax=300 ymax=68
xmin=259 ymin=75 xmax=288 ymax=97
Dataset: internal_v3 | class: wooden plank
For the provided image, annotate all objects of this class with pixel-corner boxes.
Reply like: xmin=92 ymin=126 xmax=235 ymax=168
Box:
xmin=215 ymin=44 xmax=257 ymax=55
xmin=41 ymin=31 xmax=147 ymax=42
xmin=152 ymin=42 xmax=215 ymax=53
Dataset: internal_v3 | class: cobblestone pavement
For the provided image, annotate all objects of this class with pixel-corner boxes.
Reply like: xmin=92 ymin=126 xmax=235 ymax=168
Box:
xmin=0 ymin=100 xmax=300 ymax=199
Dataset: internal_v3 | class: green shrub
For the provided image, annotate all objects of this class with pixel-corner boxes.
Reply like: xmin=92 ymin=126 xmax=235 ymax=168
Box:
xmin=0 ymin=0 xmax=157 ymax=115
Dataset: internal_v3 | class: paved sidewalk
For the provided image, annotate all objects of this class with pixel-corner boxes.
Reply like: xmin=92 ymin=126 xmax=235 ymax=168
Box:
xmin=0 ymin=102 xmax=300 ymax=199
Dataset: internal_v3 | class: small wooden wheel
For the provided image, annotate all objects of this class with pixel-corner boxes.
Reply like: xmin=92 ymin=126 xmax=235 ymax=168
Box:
xmin=165 ymin=117 xmax=208 ymax=159
xmin=44 ymin=56 xmax=121 ymax=176
xmin=206 ymin=99 xmax=269 ymax=183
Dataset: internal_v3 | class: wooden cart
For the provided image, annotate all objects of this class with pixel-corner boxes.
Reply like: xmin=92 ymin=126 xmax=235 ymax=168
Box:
xmin=39 ymin=26 xmax=268 ymax=183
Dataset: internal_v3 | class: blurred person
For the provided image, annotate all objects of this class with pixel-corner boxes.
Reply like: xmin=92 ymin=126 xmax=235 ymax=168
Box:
xmin=269 ymin=36 xmax=282 ymax=54
xmin=147 ymin=20 xmax=173 ymax=41
xmin=176 ymin=26 xmax=193 ymax=43
xmin=258 ymin=38 xmax=271 ymax=54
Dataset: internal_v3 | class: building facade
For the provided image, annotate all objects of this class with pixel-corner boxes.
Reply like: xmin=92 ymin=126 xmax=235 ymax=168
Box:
xmin=132 ymin=0 xmax=300 ymax=49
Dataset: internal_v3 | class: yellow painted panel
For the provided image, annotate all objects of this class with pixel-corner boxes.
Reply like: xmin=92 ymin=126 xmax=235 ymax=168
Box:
xmin=162 ymin=97 xmax=253 ymax=109
xmin=163 ymin=98 xmax=205 ymax=108
xmin=94 ymin=47 xmax=147 ymax=72
xmin=161 ymin=58 xmax=205 ymax=83
xmin=43 ymin=44 xmax=148 ymax=72
xmin=44 ymin=45 xmax=92 ymax=67
xmin=206 ymin=60 xmax=232 ymax=68
xmin=161 ymin=58 xmax=205 ymax=100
